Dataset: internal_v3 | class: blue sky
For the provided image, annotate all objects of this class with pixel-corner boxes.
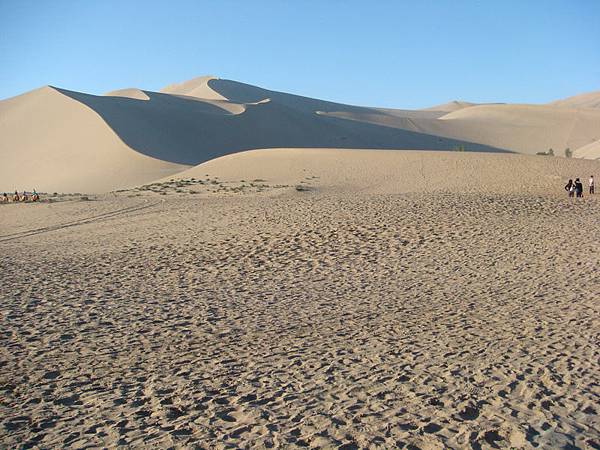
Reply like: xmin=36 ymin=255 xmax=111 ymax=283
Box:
xmin=0 ymin=0 xmax=598 ymax=108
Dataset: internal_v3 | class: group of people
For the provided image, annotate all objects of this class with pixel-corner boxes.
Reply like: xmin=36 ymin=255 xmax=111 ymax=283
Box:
xmin=1 ymin=190 xmax=40 ymax=203
xmin=565 ymin=176 xmax=594 ymax=198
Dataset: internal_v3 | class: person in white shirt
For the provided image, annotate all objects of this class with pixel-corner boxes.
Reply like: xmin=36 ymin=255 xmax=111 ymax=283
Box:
xmin=590 ymin=175 xmax=595 ymax=195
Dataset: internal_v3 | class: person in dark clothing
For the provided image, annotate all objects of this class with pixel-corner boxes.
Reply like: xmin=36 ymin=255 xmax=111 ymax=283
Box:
xmin=574 ymin=178 xmax=584 ymax=198
xmin=565 ymin=179 xmax=574 ymax=197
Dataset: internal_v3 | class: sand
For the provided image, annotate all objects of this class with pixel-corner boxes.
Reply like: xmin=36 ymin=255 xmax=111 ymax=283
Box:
xmin=0 ymin=86 xmax=189 ymax=194
xmin=574 ymin=140 xmax=600 ymax=160
xmin=1 ymin=150 xmax=599 ymax=449
xmin=321 ymin=104 xmax=600 ymax=157
xmin=4 ymin=77 xmax=600 ymax=194
xmin=104 ymin=88 xmax=151 ymax=101
xmin=548 ymin=91 xmax=600 ymax=109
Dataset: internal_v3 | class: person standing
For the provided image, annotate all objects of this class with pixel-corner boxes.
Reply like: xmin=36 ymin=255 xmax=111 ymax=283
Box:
xmin=589 ymin=175 xmax=595 ymax=195
xmin=565 ymin=179 xmax=573 ymax=197
xmin=575 ymin=178 xmax=584 ymax=198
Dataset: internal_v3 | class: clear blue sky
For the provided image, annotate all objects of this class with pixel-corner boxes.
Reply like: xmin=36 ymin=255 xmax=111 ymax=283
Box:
xmin=1 ymin=0 xmax=598 ymax=108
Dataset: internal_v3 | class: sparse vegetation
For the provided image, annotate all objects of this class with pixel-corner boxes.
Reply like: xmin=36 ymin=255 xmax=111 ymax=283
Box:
xmin=536 ymin=149 xmax=554 ymax=156
xmin=452 ymin=145 xmax=466 ymax=152
xmin=116 ymin=177 xmax=292 ymax=197
xmin=565 ymin=147 xmax=572 ymax=158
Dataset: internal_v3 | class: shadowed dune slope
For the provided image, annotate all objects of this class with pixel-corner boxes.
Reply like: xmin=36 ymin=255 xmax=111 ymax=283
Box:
xmin=2 ymin=76 xmax=599 ymax=193
xmin=53 ymin=84 xmax=504 ymax=166
xmin=160 ymin=75 xmax=227 ymax=100
xmin=321 ymin=103 xmax=600 ymax=156
xmin=0 ymin=86 xmax=189 ymax=193
xmin=162 ymin=148 xmax=600 ymax=195
xmin=198 ymin=80 xmax=600 ymax=155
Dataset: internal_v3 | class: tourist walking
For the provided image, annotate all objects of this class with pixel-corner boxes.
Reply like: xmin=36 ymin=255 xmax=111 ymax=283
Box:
xmin=589 ymin=175 xmax=595 ymax=195
xmin=575 ymin=178 xmax=584 ymax=198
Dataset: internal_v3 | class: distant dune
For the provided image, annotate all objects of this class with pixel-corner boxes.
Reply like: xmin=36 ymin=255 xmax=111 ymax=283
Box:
xmin=104 ymin=88 xmax=150 ymax=101
xmin=423 ymin=100 xmax=480 ymax=112
xmin=1 ymin=76 xmax=599 ymax=192
xmin=574 ymin=139 xmax=600 ymax=159
xmin=548 ymin=91 xmax=600 ymax=109
xmin=322 ymin=103 xmax=600 ymax=156
xmin=160 ymin=75 xmax=228 ymax=100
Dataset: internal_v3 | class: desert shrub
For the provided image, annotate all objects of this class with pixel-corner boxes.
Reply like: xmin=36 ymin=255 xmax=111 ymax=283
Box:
xmin=537 ymin=149 xmax=555 ymax=156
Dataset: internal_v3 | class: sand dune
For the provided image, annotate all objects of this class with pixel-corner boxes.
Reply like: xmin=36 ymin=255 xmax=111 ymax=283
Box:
xmin=2 ymin=149 xmax=599 ymax=448
xmin=160 ymin=75 xmax=228 ymax=100
xmin=432 ymin=104 xmax=600 ymax=155
xmin=162 ymin=148 xmax=600 ymax=195
xmin=1 ymin=79 xmax=505 ymax=193
xmin=574 ymin=139 xmax=600 ymax=159
xmin=104 ymin=88 xmax=150 ymax=101
xmin=323 ymin=103 xmax=600 ymax=156
xmin=2 ymin=76 xmax=599 ymax=193
xmin=549 ymin=90 xmax=600 ymax=109
xmin=423 ymin=100 xmax=480 ymax=112
xmin=0 ymin=86 xmax=188 ymax=193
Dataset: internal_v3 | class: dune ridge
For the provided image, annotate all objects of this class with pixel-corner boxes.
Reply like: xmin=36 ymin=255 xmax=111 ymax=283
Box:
xmin=1 ymin=76 xmax=599 ymax=193
xmin=549 ymin=90 xmax=600 ymax=109
xmin=160 ymin=75 xmax=227 ymax=100
xmin=0 ymin=86 xmax=188 ymax=193
xmin=104 ymin=88 xmax=150 ymax=101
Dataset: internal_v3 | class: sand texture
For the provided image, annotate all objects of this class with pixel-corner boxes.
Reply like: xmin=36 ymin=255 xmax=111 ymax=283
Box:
xmin=0 ymin=86 xmax=189 ymax=194
xmin=1 ymin=151 xmax=599 ymax=449
xmin=574 ymin=140 xmax=600 ymax=160
xmin=2 ymin=77 xmax=600 ymax=194
xmin=548 ymin=91 xmax=600 ymax=109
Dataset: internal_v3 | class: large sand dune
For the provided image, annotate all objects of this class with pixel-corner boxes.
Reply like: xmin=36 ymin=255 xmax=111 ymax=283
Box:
xmin=322 ymin=103 xmax=600 ymax=156
xmin=0 ymin=86 xmax=188 ymax=193
xmin=1 ymin=76 xmax=599 ymax=193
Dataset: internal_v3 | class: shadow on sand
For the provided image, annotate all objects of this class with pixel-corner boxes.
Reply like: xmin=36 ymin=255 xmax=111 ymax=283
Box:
xmin=57 ymin=85 xmax=510 ymax=166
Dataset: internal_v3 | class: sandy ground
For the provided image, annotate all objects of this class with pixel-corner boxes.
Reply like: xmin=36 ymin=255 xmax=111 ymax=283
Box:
xmin=2 ymin=151 xmax=599 ymax=449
